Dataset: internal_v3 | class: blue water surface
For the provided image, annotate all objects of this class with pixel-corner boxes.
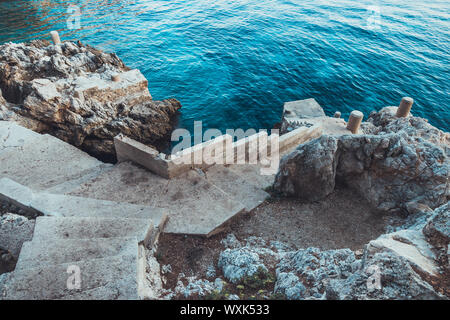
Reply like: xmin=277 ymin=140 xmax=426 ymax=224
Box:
xmin=0 ymin=0 xmax=448 ymax=133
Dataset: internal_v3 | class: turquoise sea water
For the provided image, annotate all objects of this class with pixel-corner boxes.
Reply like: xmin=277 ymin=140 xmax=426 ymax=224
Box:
xmin=0 ymin=0 xmax=448 ymax=132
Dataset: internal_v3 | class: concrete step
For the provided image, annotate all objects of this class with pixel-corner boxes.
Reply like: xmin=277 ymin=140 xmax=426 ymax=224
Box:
xmin=0 ymin=128 xmax=109 ymax=192
xmin=0 ymin=121 xmax=41 ymax=155
xmin=203 ymin=165 xmax=269 ymax=211
xmin=0 ymin=178 xmax=168 ymax=230
xmin=1 ymin=254 xmax=138 ymax=300
xmin=227 ymin=164 xmax=276 ymax=190
xmin=32 ymin=216 xmax=154 ymax=246
xmin=15 ymin=237 xmax=137 ymax=271
xmin=68 ymin=162 xmax=246 ymax=237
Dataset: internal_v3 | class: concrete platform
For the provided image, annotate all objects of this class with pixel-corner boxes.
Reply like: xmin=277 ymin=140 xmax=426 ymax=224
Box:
xmin=69 ymin=162 xmax=246 ymax=236
xmin=204 ymin=165 xmax=269 ymax=211
xmin=15 ymin=237 xmax=137 ymax=271
xmin=0 ymin=121 xmax=41 ymax=155
xmin=1 ymin=254 xmax=138 ymax=300
xmin=227 ymin=164 xmax=276 ymax=190
xmin=32 ymin=216 xmax=154 ymax=246
xmin=0 ymin=132 xmax=107 ymax=192
xmin=282 ymin=98 xmax=326 ymax=120
xmin=0 ymin=178 xmax=167 ymax=227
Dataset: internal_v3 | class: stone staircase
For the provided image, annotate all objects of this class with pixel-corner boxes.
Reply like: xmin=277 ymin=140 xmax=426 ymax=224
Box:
xmin=0 ymin=113 xmax=322 ymax=299
xmin=0 ymin=120 xmax=280 ymax=299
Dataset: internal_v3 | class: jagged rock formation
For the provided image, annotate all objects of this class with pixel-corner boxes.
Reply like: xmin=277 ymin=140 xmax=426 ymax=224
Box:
xmin=215 ymin=202 xmax=448 ymax=300
xmin=0 ymin=214 xmax=35 ymax=274
xmin=274 ymin=107 xmax=449 ymax=213
xmin=0 ymin=40 xmax=181 ymax=161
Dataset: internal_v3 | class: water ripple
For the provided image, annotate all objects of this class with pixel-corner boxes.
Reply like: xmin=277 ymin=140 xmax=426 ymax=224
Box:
xmin=0 ymin=0 xmax=448 ymax=132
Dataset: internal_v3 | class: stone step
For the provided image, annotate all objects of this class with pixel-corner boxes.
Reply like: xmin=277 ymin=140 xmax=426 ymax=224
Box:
xmin=226 ymin=164 xmax=276 ymax=190
xmin=15 ymin=237 xmax=137 ymax=271
xmin=0 ymin=121 xmax=41 ymax=155
xmin=1 ymin=254 xmax=138 ymax=300
xmin=68 ymin=162 xmax=246 ymax=237
xmin=0 ymin=178 xmax=168 ymax=231
xmin=0 ymin=128 xmax=109 ymax=192
xmin=32 ymin=216 xmax=154 ymax=246
xmin=203 ymin=165 xmax=269 ymax=211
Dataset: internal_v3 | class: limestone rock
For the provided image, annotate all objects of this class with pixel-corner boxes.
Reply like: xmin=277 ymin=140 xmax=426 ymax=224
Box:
xmin=274 ymin=107 xmax=449 ymax=212
xmin=0 ymin=40 xmax=181 ymax=161
xmin=275 ymin=247 xmax=356 ymax=299
xmin=218 ymin=247 xmax=268 ymax=284
xmin=0 ymin=213 xmax=35 ymax=274
xmin=274 ymin=135 xmax=338 ymax=200
xmin=325 ymin=251 xmax=443 ymax=300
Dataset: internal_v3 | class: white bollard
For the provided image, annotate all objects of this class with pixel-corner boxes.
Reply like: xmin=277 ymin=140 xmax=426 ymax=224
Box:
xmin=334 ymin=111 xmax=341 ymax=118
xmin=50 ymin=31 xmax=61 ymax=45
xmin=396 ymin=97 xmax=414 ymax=118
xmin=346 ymin=110 xmax=364 ymax=134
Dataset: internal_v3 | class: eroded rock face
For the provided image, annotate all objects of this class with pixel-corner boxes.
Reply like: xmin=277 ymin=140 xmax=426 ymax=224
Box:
xmin=0 ymin=40 xmax=181 ymax=161
xmin=274 ymin=108 xmax=449 ymax=213
xmin=0 ymin=213 xmax=35 ymax=274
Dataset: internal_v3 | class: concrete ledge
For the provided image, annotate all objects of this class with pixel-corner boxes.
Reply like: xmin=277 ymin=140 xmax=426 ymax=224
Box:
xmin=231 ymin=131 xmax=268 ymax=164
xmin=278 ymin=125 xmax=323 ymax=154
xmin=0 ymin=177 xmax=167 ymax=240
xmin=171 ymin=134 xmax=233 ymax=168
xmin=115 ymin=134 xmax=234 ymax=179
xmin=114 ymin=134 xmax=171 ymax=178
xmin=114 ymin=125 xmax=322 ymax=179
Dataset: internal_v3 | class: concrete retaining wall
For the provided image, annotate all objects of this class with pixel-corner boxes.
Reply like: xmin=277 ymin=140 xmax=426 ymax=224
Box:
xmin=114 ymin=125 xmax=323 ymax=179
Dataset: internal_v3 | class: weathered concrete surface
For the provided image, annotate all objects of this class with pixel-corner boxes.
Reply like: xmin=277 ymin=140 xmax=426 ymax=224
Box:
xmin=0 ymin=128 xmax=109 ymax=192
xmin=0 ymin=40 xmax=181 ymax=160
xmin=115 ymin=134 xmax=172 ymax=178
xmin=203 ymin=165 xmax=269 ymax=211
xmin=280 ymin=98 xmax=351 ymax=136
xmin=227 ymin=164 xmax=275 ymax=190
xmin=0 ymin=254 xmax=138 ymax=300
xmin=0 ymin=178 xmax=167 ymax=228
xmin=15 ymin=237 xmax=137 ymax=271
xmin=32 ymin=216 xmax=153 ymax=245
xmin=0 ymin=121 xmax=41 ymax=155
xmin=0 ymin=214 xmax=35 ymax=273
xmin=70 ymin=162 xmax=244 ymax=235
xmin=281 ymin=98 xmax=325 ymax=128
xmin=68 ymin=162 xmax=246 ymax=236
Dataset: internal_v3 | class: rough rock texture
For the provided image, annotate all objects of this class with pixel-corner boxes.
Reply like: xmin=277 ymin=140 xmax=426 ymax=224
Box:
xmin=209 ymin=200 xmax=449 ymax=300
xmin=275 ymin=248 xmax=357 ymax=299
xmin=0 ymin=213 xmax=35 ymax=274
xmin=0 ymin=40 xmax=181 ymax=161
xmin=218 ymin=247 xmax=268 ymax=284
xmin=274 ymin=107 xmax=449 ymax=213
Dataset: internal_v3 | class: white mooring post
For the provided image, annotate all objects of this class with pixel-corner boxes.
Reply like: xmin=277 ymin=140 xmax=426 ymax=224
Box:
xmin=346 ymin=110 xmax=364 ymax=134
xmin=396 ymin=97 xmax=414 ymax=118
xmin=334 ymin=111 xmax=341 ymax=118
xmin=50 ymin=31 xmax=61 ymax=45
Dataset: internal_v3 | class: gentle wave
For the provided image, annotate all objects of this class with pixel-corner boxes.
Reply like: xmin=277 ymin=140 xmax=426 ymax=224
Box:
xmin=0 ymin=0 xmax=448 ymax=132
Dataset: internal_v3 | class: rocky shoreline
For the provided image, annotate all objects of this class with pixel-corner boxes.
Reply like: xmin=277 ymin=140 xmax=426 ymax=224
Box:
xmin=0 ymin=40 xmax=448 ymax=300
xmin=0 ymin=40 xmax=181 ymax=161
xmin=159 ymin=107 xmax=449 ymax=300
